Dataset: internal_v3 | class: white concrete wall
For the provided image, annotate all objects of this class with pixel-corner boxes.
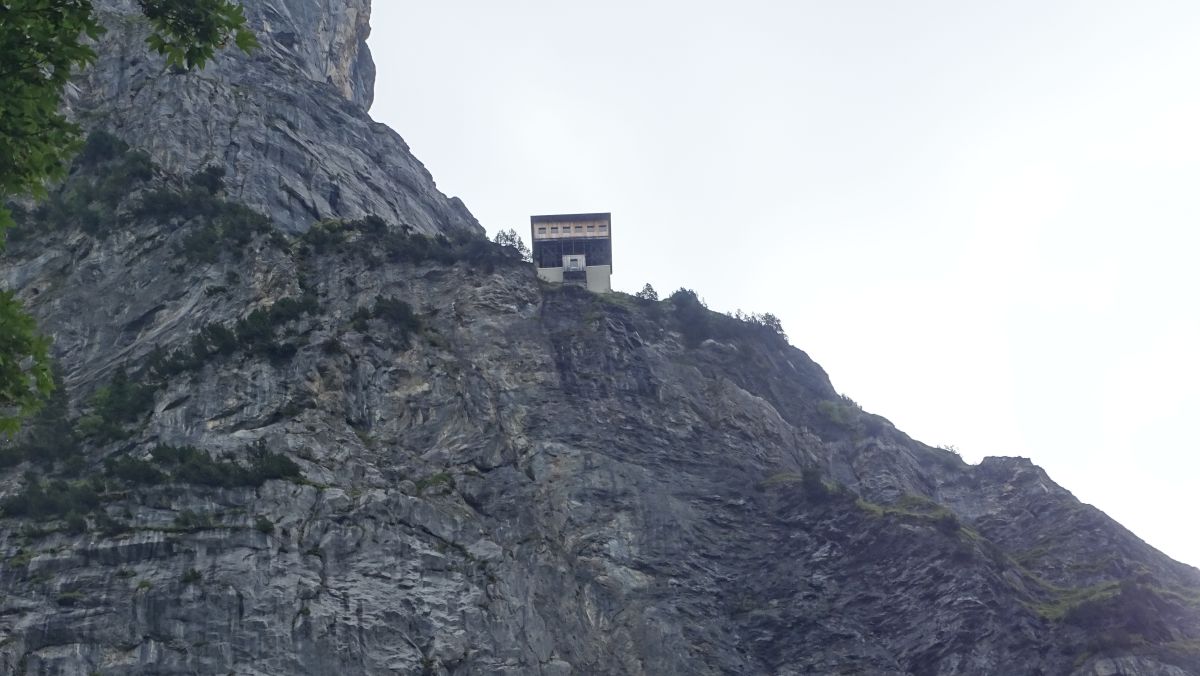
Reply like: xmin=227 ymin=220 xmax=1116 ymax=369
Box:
xmin=585 ymin=265 xmax=611 ymax=293
xmin=537 ymin=267 xmax=564 ymax=283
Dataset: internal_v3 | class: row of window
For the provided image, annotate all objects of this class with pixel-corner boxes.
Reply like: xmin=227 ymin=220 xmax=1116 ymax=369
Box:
xmin=536 ymin=223 xmax=609 ymax=235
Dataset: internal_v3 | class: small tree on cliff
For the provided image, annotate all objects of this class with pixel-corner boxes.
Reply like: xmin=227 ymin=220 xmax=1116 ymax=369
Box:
xmin=635 ymin=283 xmax=659 ymax=301
xmin=756 ymin=312 xmax=785 ymax=338
xmin=0 ymin=0 xmax=257 ymax=432
xmin=493 ymin=228 xmax=531 ymax=262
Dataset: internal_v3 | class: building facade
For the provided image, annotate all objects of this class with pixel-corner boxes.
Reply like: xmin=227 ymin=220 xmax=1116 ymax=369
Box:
xmin=530 ymin=213 xmax=612 ymax=293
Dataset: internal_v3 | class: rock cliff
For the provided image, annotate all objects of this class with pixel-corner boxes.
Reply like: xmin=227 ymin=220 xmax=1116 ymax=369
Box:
xmin=1 ymin=2 xmax=1199 ymax=675
xmin=66 ymin=0 xmax=479 ymax=236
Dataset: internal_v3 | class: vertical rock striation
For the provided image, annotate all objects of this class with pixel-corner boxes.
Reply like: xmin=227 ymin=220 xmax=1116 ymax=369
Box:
xmin=66 ymin=0 xmax=479 ymax=236
xmin=1 ymin=1 xmax=1198 ymax=675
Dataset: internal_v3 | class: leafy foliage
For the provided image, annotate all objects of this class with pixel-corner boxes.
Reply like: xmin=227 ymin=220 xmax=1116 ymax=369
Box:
xmin=135 ymin=173 xmax=278 ymax=263
xmin=0 ymin=364 xmax=78 ymax=467
xmin=299 ymin=216 xmax=522 ymax=270
xmin=99 ymin=441 xmax=302 ymax=492
xmin=148 ymin=294 xmax=319 ymax=375
xmin=635 ymin=283 xmax=659 ymax=302
xmin=351 ymin=295 xmax=422 ymax=347
xmin=78 ymin=130 xmax=132 ymax=167
xmin=56 ymin=590 xmax=85 ymax=606
xmin=146 ymin=442 xmax=301 ymax=488
xmin=666 ymin=289 xmax=788 ymax=348
xmin=189 ymin=165 xmax=226 ymax=196
xmin=731 ymin=309 xmax=786 ymax=340
xmin=0 ymin=1 xmax=256 ymax=432
xmin=0 ymin=291 xmax=52 ymax=435
xmin=75 ymin=368 xmax=157 ymax=443
xmin=816 ymin=395 xmax=888 ymax=439
xmin=0 ymin=1 xmax=102 ymax=217
xmin=1062 ymin=581 xmax=1173 ymax=643
xmin=0 ymin=2 xmax=254 ymax=224
xmin=172 ymin=509 xmax=213 ymax=531
xmin=8 ymin=131 xmax=156 ymax=243
xmin=493 ymin=227 xmax=531 ymax=262
xmin=1 ymin=474 xmax=102 ymax=520
xmin=138 ymin=0 xmax=259 ymax=69
xmin=667 ymin=289 xmax=714 ymax=347
xmin=800 ymin=467 xmax=833 ymax=504
xmin=104 ymin=454 xmax=166 ymax=484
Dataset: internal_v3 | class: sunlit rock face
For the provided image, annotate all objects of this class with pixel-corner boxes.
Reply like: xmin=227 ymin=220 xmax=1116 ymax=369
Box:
xmin=2 ymin=2 xmax=1200 ymax=675
xmin=64 ymin=0 xmax=479 ymax=237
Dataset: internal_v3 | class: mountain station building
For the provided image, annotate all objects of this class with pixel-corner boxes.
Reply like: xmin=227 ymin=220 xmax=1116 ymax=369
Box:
xmin=530 ymin=213 xmax=612 ymax=293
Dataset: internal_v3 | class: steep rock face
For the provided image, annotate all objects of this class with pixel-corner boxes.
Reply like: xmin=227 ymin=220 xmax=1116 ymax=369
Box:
xmin=2 ymin=167 xmax=1199 ymax=674
xmin=2 ymin=2 xmax=1200 ymax=675
xmin=66 ymin=0 xmax=478 ymax=236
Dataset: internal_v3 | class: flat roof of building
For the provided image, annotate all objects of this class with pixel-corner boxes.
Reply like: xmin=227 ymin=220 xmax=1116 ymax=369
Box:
xmin=530 ymin=212 xmax=611 ymax=224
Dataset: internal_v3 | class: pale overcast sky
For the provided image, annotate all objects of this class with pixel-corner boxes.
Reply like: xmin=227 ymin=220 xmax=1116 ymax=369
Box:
xmin=368 ymin=1 xmax=1200 ymax=567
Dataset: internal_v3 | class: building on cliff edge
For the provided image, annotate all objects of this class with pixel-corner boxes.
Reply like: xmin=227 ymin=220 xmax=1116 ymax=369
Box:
xmin=530 ymin=213 xmax=612 ymax=293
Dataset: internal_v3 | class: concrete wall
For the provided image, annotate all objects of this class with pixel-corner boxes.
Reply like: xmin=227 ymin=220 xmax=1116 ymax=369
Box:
xmin=537 ymin=267 xmax=564 ymax=284
xmin=585 ymin=265 xmax=611 ymax=293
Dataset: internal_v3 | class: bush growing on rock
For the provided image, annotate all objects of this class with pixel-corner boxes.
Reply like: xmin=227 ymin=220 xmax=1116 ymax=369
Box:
xmin=668 ymin=288 xmax=789 ymax=348
xmin=1063 ymin=581 xmax=1174 ymax=645
xmin=10 ymin=131 xmax=156 ymax=243
xmin=77 ymin=130 xmax=129 ymax=166
xmin=134 ymin=165 xmax=285 ymax=264
xmin=801 ymin=467 xmax=833 ymax=504
xmin=148 ymin=294 xmax=320 ymax=377
xmin=350 ymin=295 xmax=423 ymax=347
xmin=76 ymin=368 xmax=156 ymax=443
xmin=173 ymin=509 xmax=213 ymax=531
xmin=104 ymin=455 xmax=167 ymax=484
xmin=190 ymin=166 xmax=226 ymax=195
xmin=1 ymin=365 xmax=79 ymax=468
xmin=493 ymin=227 xmax=531 ymax=262
xmin=636 ymin=283 xmax=659 ymax=301
xmin=64 ymin=512 xmax=88 ymax=534
xmin=148 ymin=441 xmax=301 ymax=488
xmin=1 ymin=475 xmax=101 ymax=520
xmin=299 ymin=215 xmax=521 ymax=271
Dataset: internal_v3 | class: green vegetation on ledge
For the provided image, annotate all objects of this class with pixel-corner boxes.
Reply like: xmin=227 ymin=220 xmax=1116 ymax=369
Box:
xmin=667 ymin=288 xmax=787 ymax=348
xmin=300 ymin=215 xmax=523 ymax=271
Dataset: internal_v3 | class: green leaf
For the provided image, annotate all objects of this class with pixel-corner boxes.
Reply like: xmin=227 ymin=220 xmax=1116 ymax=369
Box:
xmin=0 ymin=291 xmax=52 ymax=436
xmin=234 ymin=27 xmax=258 ymax=53
xmin=0 ymin=0 xmax=258 ymax=432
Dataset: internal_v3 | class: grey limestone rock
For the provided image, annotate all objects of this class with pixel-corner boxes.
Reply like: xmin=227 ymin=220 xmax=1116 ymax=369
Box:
xmin=1 ymin=1 xmax=1199 ymax=675
xmin=66 ymin=0 xmax=480 ymax=237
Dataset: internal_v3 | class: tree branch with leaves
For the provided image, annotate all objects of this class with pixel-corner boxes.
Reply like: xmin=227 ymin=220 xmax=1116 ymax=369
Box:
xmin=0 ymin=0 xmax=257 ymax=433
xmin=493 ymin=228 xmax=532 ymax=263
